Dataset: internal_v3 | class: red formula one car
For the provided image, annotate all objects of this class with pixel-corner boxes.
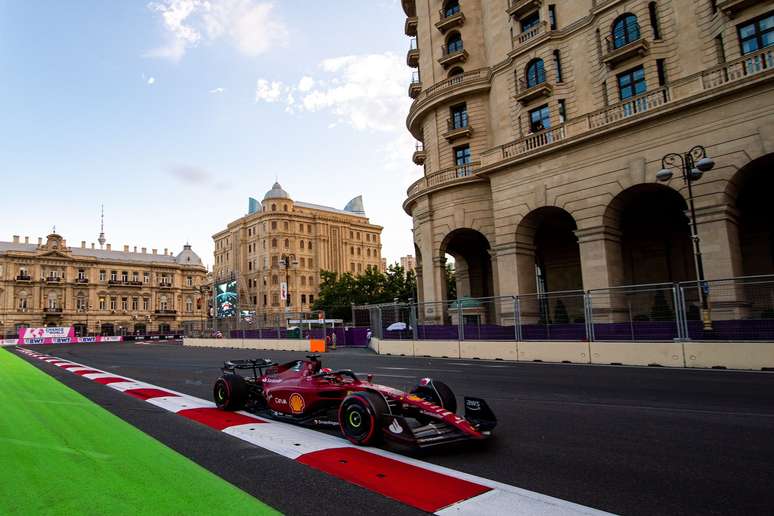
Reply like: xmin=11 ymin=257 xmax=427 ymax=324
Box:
xmin=212 ymin=355 xmax=497 ymax=447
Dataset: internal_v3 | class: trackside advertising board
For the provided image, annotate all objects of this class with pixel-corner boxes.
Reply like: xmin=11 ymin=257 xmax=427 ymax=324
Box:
xmin=18 ymin=327 xmax=75 ymax=339
xmin=0 ymin=327 xmax=125 ymax=346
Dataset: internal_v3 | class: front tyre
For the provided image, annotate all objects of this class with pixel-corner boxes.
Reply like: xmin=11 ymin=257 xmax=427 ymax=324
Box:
xmin=411 ymin=379 xmax=457 ymax=414
xmin=338 ymin=392 xmax=387 ymax=446
xmin=213 ymin=374 xmax=247 ymax=411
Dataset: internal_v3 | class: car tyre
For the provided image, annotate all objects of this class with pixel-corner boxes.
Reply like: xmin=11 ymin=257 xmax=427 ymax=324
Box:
xmin=213 ymin=373 xmax=247 ymax=411
xmin=339 ymin=391 xmax=387 ymax=446
xmin=411 ymin=380 xmax=457 ymax=413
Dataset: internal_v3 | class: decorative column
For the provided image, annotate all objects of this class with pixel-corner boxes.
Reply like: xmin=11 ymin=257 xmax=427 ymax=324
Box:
xmin=575 ymin=226 xmax=627 ymax=323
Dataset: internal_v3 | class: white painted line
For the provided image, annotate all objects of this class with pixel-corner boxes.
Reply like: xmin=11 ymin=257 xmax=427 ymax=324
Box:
xmin=82 ymin=372 xmax=124 ymax=381
xmin=146 ymin=396 xmax=215 ymax=412
xmin=105 ymin=381 xmax=153 ymax=392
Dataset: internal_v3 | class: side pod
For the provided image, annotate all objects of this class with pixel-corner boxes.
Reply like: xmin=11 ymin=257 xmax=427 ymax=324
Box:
xmin=464 ymin=397 xmax=497 ymax=432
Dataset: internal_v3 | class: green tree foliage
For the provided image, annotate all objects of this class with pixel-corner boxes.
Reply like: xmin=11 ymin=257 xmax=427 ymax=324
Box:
xmin=312 ymin=265 xmax=418 ymax=320
xmin=445 ymin=262 xmax=457 ymax=300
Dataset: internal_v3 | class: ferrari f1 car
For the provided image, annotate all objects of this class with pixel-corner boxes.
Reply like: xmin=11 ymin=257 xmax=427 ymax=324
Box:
xmin=212 ymin=355 xmax=497 ymax=448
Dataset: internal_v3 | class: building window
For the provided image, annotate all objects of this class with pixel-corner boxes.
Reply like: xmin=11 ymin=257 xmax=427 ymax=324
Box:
xmin=308 ymin=259 xmax=313 ymax=268
xmin=144 ymin=272 xmax=149 ymax=283
xmin=611 ymin=14 xmax=640 ymax=49
xmin=443 ymin=0 xmax=460 ymax=18
xmin=160 ymin=295 xmax=168 ymax=311
xmin=450 ymin=103 xmax=468 ymax=129
xmin=715 ymin=34 xmax=726 ymax=64
xmin=110 ymin=297 xmax=117 ymax=310
xmin=186 ymin=276 xmax=193 ymax=286
xmin=272 ymin=238 xmax=277 ymax=248
xmin=738 ymin=13 xmax=774 ymax=55
xmin=284 ymin=221 xmax=289 ymax=231
xmin=272 ymin=255 xmax=279 ymax=268
xmin=454 ymin=145 xmax=472 ymax=176
xmin=78 ymin=269 xmax=86 ymax=280
xmin=186 ymin=298 xmax=193 ymax=312
xmin=248 ymin=261 xmax=253 ymax=271
xmin=357 ymin=263 xmax=362 ymax=273
xmin=271 ymin=221 xmax=277 ymax=230
xmin=553 ymin=50 xmax=563 ymax=83
xmin=76 ymin=295 xmax=87 ymax=310
xmin=529 ymin=104 xmax=551 ymax=133
xmin=301 ymin=294 xmax=307 ymax=305
xmin=122 ymin=297 xmax=128 ymax=310
xmin=299 ymin=240 xmax=305 ymax=250
xmin=263 ymin=295 xmax=267 ymax=306
xmin=307 ymin=224 xmax=312 ymax=233
xmin=648 ymin=2 xmax=661 ymax=40
xmin=351 ymin=246 xmax=355 ymax=255
xmin=446 ymin=32 xmax=463 ymax=53
xmin=367 ymin=249 xmax=371 ymax=257
xmin=121 ymin=271 xmax=128 ymax=282
xmin=308 ymin=241 xmax=312 ymax=251
xmin=521 ymin=11 xmax=540 ymax=33
xmin=351 ymin=263 xmax=355 ymax=272
xmin=132 ymin=272 xmax=139 ymax=282
xmin=283 ymin=204 xmax=288 ymax=212
xmin=656 ymin=59 xmax=667 ymax=86
xmin=284 ymin=238 xmax=290 ymax=249
xmin=309 ymin=295 xmax=314 ymax=304
xmin=99 ymin=297 xmax=106 ymax=310
xmin=272 ymin=275 xmax=278 ymax=285
xmin=271 ymin=203 xmax=276 ymax=211
xmin=548 ymin=4 xmax=557 ymax=31
xmin=132 ymin=297 xmax=139 ymax=310
xmin=19 ymin=294 xmax=28 ymax=310
xmin=617 ymin=66 xmax=647 ymax=100
xmin=300 ymin=257 xmax=306 ymax=267
xmin=525 ymin=59 xmax=546 ymax=88
xmin=558 ymin=99 xmax=567 ymax=124
xmin=357 ymin=248 xmax=361 ymax=256
xmin=143 ymin=298 xmax=149 ymax=311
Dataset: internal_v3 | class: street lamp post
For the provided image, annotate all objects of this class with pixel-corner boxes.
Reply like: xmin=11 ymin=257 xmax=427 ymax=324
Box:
xmin=280 ymin=254 xmax=298 ymax=315
xmin=656 ymin=144 xmax=716 ymax=331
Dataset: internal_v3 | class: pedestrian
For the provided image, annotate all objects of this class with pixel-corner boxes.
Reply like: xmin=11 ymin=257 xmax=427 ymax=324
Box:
xmin=331 ymin=331 xmax=337 ymax=349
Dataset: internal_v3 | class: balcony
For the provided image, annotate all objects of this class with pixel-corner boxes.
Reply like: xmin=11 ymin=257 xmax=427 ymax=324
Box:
xmin=45 ymin=276 xmax=63 ymax=283
xmin=409 ymin=72 xmax=421 ymax=99
xmin=514 ymin=77 xmax=554 ymax=104
xmin=435 ymin=8 xmax=465 ymax=34
xmin=155 ymin=309 xmax=177 ymax=316
xmin=407 ymin=38 xmax=419 ymax=68
xmin=602 ymin=37 xmax=649 ymax=69
xmin=15 ymin=275 xmax=31 ymax=281
xmin=404 ymin=16 xmax=418 ymax=36
xmin=159 ymin=282 xmax=173 ymax=288
xmin=44 ymin=307 xmax=63 ymax=314
xmin=438 ymin=46 xmax=468 ymax=69
xmin=512 ymin=21 xmax=549 ymax=52
xmin=443 ymin=119 xmax=472 ymax=141
xmin=75 ymin=277 xmax=89 ymax=284
xmin=717 ymin=0 xmax=759 ymax=17
xmin=412 ymin=142 xmax=426 ymax=165
xmin=405 ymin=161 xmax=483 ymax=201
xmin=507 ymin=0 xmax=541 ymax=19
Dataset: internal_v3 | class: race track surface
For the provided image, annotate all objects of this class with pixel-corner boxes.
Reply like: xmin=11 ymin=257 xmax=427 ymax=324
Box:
xmin=14 ymin=342 xmax=774 ymax=515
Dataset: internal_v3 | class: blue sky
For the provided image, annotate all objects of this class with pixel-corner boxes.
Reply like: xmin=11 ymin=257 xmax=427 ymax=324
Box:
xmin=0 ymin=0 xmax=421 ymax=268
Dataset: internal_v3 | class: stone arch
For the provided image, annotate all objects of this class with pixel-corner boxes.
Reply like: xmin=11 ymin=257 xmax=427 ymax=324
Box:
xmin=440 ymin=228 xmax=493 ymax=301
xmin=603 ymin=183 xmax=695 ymax=286
xmin=728 ymin=153 xmax=774 ymax=277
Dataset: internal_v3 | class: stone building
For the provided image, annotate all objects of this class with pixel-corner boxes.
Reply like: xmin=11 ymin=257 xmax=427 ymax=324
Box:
xmin=401 ymin=0 xmax=774 ymax=315
xmin=400 ymin=255 xmax=417 ymax=272
xmin=0 ymin=232 xmax=208 ymax=337
xmin=212 ymin=183 xmax=383 ymax=315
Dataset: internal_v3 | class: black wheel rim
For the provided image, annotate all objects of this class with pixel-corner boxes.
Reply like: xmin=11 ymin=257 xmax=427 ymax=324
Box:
xmin=215 ymin=381 xmax=228 ymax=404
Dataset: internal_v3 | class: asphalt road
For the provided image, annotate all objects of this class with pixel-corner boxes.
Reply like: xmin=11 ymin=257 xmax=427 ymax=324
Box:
xmin=13 ymin=342 xmax=774 ymax=515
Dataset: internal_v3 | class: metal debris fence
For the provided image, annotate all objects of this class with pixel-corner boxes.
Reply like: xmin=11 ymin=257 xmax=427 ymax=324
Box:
xmin=353 ymin=275 xmax=774 ymax=342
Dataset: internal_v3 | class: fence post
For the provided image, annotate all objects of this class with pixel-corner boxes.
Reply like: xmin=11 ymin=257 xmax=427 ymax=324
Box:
xmin=515 ymin=296 xmax=523 ymax=341
xmin=672 ymin=284 xmax=688 ymax=366
xmin=457 ymin=301 xmax=464 ymax=342
xmin=584 ymin=291 xmax=595 ymax=342
xmin=377 ymin=306 xmax=384 ymax=339
xmin=512 ymin=296 xmax=521 ymax=342
xmin=410 ymin=301 xmax=418 ymax=340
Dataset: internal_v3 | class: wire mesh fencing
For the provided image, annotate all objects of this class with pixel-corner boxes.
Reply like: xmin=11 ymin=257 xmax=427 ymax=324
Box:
xmin=587 ymin=283 xmax=681 ymax=341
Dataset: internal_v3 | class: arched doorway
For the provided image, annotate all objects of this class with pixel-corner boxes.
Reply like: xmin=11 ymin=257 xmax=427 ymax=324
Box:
xmin=606 ymin=184 xmax=695 ymax=285
xmin=158 ymin=323 xmax=171 ymax=335
xmin=734 ymin=154 xmax=774 ymax=277
xmin=440 ymin=229 xmax=494 ymax=329
xmin=100 ymin=323 xmax=114 ymax=336
xmin=515 ymin=207 xmax=584 ymax=335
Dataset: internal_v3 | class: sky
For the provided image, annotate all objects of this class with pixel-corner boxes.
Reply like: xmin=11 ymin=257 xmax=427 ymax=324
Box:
xmin=0 ymin=0 xmax=422 ymax=269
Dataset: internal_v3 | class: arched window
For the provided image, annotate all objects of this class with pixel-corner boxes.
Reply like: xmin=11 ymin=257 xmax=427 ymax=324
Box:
xmin=299 ymin=240 xmax=305 ymax=250
xmin=186 ymin=298 xmax=193 ymax=312
xmin=443 ymin=0 xmax=460 ymax=18
xmin=301 ymin=276 xmax=306 ymax=286
xmin=284 ymin=239 xmax=290 ymax=249
xmin=18 ymin=291 xmax=28 ymax=310
xmin=351 ymin=246 xmax=355 ymax=255
xmin=271 ymin=203 xmax=277 ymax=211
xmin=272 ymin=238 xmax=277 ymax=248
xmin=446 ymin=32 xmax=463 ymax=54
xmin=367 ymin=249 xmax=371 ymax=257
xmin=448 ymin=66 xmax=464 ymax=79
xmin=308 ymin=275 xmax=314 ymax=286
xmin=525 ymin=59 xmax=546 ymax=88
xmin=308 ymin=242 xmax=312 ymax=251
xmin=160 ymin=295 xmax=168 ymax=311
xmin=283 ymin=204 xmax=288 ymax=212
xmin=612 ymin=14 xmax=640 ymax=49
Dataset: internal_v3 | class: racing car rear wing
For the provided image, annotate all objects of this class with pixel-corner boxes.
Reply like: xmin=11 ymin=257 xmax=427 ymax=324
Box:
xmin=222 ymin=358 xmax=276 ymax=378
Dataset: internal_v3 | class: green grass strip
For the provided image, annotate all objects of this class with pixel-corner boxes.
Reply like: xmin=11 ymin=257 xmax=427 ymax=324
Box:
xmin=0 ymin=349 xmax=279 ymax=515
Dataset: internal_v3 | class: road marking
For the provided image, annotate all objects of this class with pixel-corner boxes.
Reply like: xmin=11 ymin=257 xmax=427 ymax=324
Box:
xmin=15 ymin=346 xmax=611 ymax=515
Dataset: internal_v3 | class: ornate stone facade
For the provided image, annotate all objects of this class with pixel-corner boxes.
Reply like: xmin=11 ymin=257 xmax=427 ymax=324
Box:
xmin=0 ymin=233 xmax=208 ymax=337
xmin=212 ymin=183 xmax=383 ymax=314
xmin=401 ymin=0 xmax=774 ymax=309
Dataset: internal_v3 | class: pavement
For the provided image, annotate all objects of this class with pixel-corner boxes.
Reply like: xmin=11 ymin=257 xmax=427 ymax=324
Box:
xmin=13 ymin=342 xmax=774 ymax=515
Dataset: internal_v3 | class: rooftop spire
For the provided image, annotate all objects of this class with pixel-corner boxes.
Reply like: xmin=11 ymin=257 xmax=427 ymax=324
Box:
xmin=97 ymin=204 xmax=106 ymax=248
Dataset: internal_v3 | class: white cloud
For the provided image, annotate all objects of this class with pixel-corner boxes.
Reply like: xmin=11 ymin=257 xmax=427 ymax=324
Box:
xmin=254 ymin=52 xmax=411 ymax=133
xmin=147 ymin=76 xmax=156 ymax=85
xmin=209 ymin=87 xmax=225 ymax=93
xmin=255 ymin=79 xmax=284 ymax=103
xmin=145 ymin=0 xmax=288 ymax=61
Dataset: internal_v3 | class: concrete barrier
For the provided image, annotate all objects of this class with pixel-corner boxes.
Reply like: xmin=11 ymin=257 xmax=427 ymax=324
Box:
xmin=413 ymin=340 xmax=460 ymax=358
xmin=184 ymin=338 xmax=311 ymax=352
xmin=518 ymin=341 xmax=591 ymax=363
xmin=685 ymin=342 xmax=774 ymax=370
xmin=460 ymin=341 xmax=518 ymax=360
xmin=590 ymin=341 xmax=684 ymax=367
xmin=376 ymin=339 xmax=414 ymax=356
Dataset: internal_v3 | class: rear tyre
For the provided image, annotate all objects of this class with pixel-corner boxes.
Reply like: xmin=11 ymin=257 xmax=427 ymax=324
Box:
xmin=213 ymin=373 xmax=247 ymax=411
xmin=411 ymin=380 xmax=457 ymax=413
xmin=339 ymin=392 xmax=387 ymax=446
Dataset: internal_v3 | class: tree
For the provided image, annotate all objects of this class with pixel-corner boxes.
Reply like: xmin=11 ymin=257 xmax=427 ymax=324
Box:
xmin=445 ymin=262 xmax=457 ymax=300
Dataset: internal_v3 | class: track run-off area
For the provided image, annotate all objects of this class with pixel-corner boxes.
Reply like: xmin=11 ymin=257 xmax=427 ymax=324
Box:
xmin=5 ymin=342 xmax=774 ymax=515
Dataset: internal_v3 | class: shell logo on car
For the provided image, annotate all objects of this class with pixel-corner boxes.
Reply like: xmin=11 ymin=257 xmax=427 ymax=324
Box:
xmin=288 ymin=393 xmax=305 ymax=414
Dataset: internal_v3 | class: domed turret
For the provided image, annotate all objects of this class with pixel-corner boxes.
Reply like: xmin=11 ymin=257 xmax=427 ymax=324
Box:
xmin=263 ymin=182 xmax=291 ymax=201
xmin=176 ymin=244 xmax=203 ymax=266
